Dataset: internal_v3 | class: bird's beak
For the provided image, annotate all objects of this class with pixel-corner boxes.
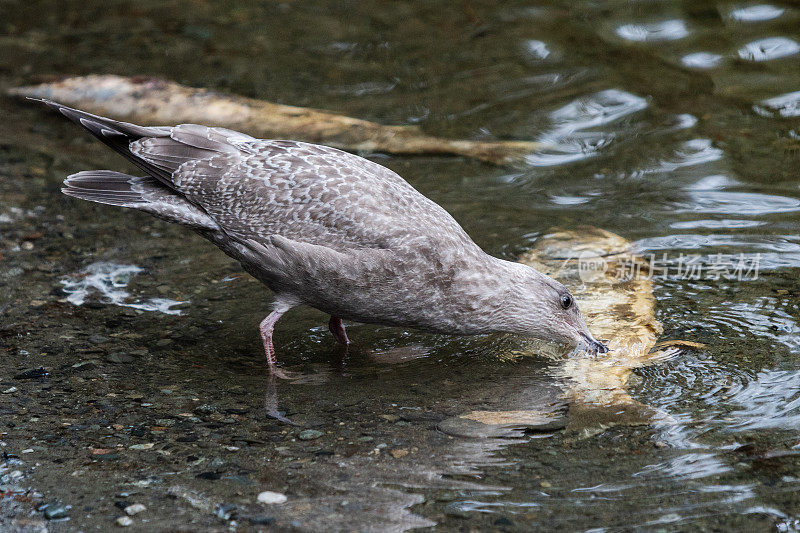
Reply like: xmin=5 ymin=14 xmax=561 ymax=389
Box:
xmin=578 ymin=331 xmax=609 ymax=355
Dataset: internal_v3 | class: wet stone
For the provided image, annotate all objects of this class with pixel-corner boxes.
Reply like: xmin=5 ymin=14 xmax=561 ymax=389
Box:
xmin=106 ymin=352 xmax=136 ymax=364
xmin=257 ymin=491 xmax=287 ymax=504
xmin=195 ymin=404 xmax=217 ymax=414
xmin=494 ymin=517 xmax=514 ymax=527
xmin=215 ymin=503 xmax=237 ymax=520
xmin=298 ymin=429 xmax=323 ymax=440
xmin=116 ymin=516 xmax=133 ymax=527
xmin=444 ymin=502 xmax=471 ymax=519
xmin=71 ymin=360 xmax=97 ymax=372
xmin=124 ymin=503 xmax=146 ymax=516
xmin=248 ymin=516 xmax=275 ymax=525
xmin=43 ymin=503 xmax=70 ymax=520
xmin=14 ymin=367 xmax=49 ymax=380
xmin=88 ymin=334 xmax=108 ymax=344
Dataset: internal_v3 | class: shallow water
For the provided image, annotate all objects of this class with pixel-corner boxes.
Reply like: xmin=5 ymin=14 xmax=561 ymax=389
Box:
xmin=2 ymin=0 xmax=800 ymax=531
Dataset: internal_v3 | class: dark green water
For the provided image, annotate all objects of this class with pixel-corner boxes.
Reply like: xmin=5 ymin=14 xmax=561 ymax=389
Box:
xmin=2 ymin=1 xmax=800 ymax=531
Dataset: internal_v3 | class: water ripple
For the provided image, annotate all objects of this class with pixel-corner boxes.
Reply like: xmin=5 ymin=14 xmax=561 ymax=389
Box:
xmin=524 ymin=39 xmax=551 ymax=60
xmin=728 ymin=369 xmax=800 ymax=430
xmin=670 ymin=219 xmax=766 ymax=229
xmin=652 ymin=139 xmax=724 ymax=173
xmin=616 ymin=20 xmax=689 ymax=42
xmin=633 ymin=453 xmax=731 ymax=481
xmin=738 ymin=37 xmax=800 ymax=61
xmin=634 ymin=234 xmax=800 ymax=252
xmin=681 ymin=52 xmax=723 ymax=69
xmin=754 ymin=90 xmax=800 ymax=118
xmin=729 ymin=5 xmax=785 ymax=22
xmin=709 ymin=297 xmax=800 ymax=353
xmin=525 ymin=89 xmax=647 ymax=166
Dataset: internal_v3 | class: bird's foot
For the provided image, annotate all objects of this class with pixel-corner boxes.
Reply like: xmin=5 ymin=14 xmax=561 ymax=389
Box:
xmin=266 ymin=408 xmax=298 ymax=425
xmin=269 ymin=366 xmax=304 ymax=381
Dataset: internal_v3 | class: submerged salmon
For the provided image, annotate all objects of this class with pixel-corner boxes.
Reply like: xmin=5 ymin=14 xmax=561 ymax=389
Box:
xmin=458 ymin=227 xmax=699 ymax=437
xmin=8 ymin=75 xmax=544 ymax=165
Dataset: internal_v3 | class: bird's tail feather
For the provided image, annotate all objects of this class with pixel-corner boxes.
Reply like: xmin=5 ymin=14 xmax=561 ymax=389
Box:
xmin=62 ymin=170 xmax=218 ymax=230
xmin=62 ymin=170 xmax=153 ymax=207
xmin=33 ymin=98 xmax=176 ymax=186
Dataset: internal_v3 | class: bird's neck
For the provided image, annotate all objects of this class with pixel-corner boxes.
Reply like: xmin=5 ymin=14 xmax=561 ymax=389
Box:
xmin=442 ymin=253 xmax=527 ymax=335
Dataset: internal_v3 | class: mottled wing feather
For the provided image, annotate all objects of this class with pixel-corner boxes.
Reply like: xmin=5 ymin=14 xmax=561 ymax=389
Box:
xmin=164 ymin=139 xmax=473 ymax=250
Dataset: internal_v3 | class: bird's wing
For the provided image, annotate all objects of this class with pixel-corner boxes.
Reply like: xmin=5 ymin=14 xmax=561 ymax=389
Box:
xmin=138 ymin=136 xmax=474 ymax=251
xmin=38 ymin=99 xmax=473 ymax=252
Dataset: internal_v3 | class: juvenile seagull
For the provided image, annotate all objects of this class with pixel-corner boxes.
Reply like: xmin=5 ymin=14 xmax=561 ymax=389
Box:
xmin=39 ymin=100 xmax=607 ymax=376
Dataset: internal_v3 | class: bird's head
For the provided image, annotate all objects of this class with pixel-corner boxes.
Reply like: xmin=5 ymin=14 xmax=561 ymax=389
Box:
xmin=501 ymin=263 xmax=608 ymax=355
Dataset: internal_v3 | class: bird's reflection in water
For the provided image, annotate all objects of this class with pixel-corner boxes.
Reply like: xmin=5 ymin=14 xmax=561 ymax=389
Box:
xmin=264 ymin=373 xmax=295 ymax=424
xmin=262 ymin=342 xmax=430 ymax=423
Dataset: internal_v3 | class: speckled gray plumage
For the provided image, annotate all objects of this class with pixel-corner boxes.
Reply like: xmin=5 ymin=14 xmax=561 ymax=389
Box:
xmin=43 ymin=99 xmax=607 ymax=355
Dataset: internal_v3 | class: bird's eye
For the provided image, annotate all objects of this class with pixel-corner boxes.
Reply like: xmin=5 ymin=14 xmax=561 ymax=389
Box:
xmin=560 ymin=294 xmax=573 ymax=310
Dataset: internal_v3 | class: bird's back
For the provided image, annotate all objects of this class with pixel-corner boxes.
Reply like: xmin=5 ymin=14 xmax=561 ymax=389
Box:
xmin=166 ymin=137 xmax=475 ymax=252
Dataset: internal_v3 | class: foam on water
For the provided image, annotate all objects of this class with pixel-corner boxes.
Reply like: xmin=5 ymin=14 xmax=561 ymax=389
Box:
xmin=60 ymin=261 xmax=187 ymax=315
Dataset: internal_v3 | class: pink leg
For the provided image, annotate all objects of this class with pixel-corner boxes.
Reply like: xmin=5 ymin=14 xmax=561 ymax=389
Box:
xmin=260 ymin=306 xmax=299 ymax=380
xmin=259 ymin=310 xmax=284 ymax=369
xmin=329 ymin=316 xmax=350 ymax=346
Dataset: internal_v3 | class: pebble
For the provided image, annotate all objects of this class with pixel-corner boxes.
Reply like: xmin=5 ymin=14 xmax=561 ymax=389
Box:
xmin=298 ymin=429 xmax=323 ymax=441
xmin=2 ymin=386 xmax=18 ymax=394
xmin=14 ymin=367 xmax=49 ymax=380
xmin=195 ymin=404 xmax=217 ymax=414
xmin=216 ymin=503 xmax=237 ymax=520
xmin=257 ymin=491 xmax=287 ymax=504
xmin=124 ymin=503 xmax=146 ymax=516
xmin=389 ymin=448 xmax=409 ymax=459
xmin=106 ymin=353 xmax=135 ymax=364
xmin=249 ymin=516 xmax=275 ymax=525
xmin=89 ymin=334 xmax=109 ymax=344
xmin=116 ymin=516 xmax=133 ymax=527
xmin=129 ymin=443 xmax=154 ymax=450
xmin=43 ymin=504 xmax=70 ymax=520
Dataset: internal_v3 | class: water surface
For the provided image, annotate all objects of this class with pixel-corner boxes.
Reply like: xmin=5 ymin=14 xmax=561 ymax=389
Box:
xmin=2 ymin=0 xmax=800 ymax=531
